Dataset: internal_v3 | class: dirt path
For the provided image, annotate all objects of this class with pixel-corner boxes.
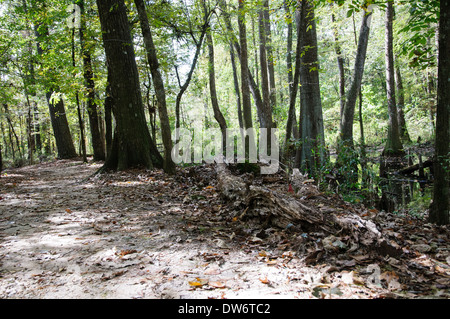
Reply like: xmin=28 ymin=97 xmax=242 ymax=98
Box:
xmin=0 ymin=160 xmax=448 ymax=299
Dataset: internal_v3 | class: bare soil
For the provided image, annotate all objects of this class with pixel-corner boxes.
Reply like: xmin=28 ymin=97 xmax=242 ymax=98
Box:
xmin=0 ymin=159 xmax=448 ymax=299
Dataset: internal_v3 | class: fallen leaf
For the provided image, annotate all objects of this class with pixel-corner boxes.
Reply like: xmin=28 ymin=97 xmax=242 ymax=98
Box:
xmin=259 ymin=277 xmax=270 ymax=284
xmin=189 ymin=277 xmax=208 ymax=288
xmin=258 ymin=251 xmax=268 ymax=257
xmin=209 ymin=281 xmax=226 ymax=289
xmin=65 ymin=208 xmax=72 ymax=214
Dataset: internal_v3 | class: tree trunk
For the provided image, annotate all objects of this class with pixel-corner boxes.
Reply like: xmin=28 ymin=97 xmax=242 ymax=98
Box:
xmin=379 ymin=0 xmax=406 ymax=212
xmin=295 ymin=0 xmax=325 ymax=175
xmin=285 ymin=3 xmax=301 ymax=154
xmin=284 ymin=1 xmax=299 ymax=144
xmin=238 ymin=0 xmax=256 ymax=158
xmin=34 ymin=10 xmax=77 ymax=160
xmin=71 ymin=25 xmax=88 ymax=163
xmin=206 ymin=27 xmax=228 ymax=152
xmin=331 ymin=10 xmax=346 ymax=119
xmin=97 ymin=0 xmax=162 ymax=171
xmin=134 ymin=0 xmax=175 ymax=174
xmin=78 ymin=0 xmax=105 ymax=161
xmin=340 ymin=5 xmax=373 ymax=147
xmin=394 ymin=65 xmax=411 ymax=143
xmin=382 ymin=0 xmax=403 ymax=157
xmin=258 ymin=0 xmax=274 ymax=153
xmin=219 ymin=0 xmax=264 ymax=127
xmin=429 ymin=0 xmax=450 ymax=225
xmin=263 ymin=0 xmax=276 ymax=113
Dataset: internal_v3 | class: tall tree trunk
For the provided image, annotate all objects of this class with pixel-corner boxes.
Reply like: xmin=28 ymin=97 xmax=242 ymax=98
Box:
xmin=284 ymin=0 xmax=298 ymax=143
xmin=340 ymin=4 xmax=373 ymax=148
xmin=429 ymin=0 xmax=450 ymax=225
xmin=206 ymin=25 xmax=228 ymax=151
xmin=72 ymin=26 xmax=87 ymax=163
xmin=219 ymin=0 xmax=264 ymax=127
xmin=331 ymin=10 xmax=346 ymax=119
xmin=230 ymin=44 xmax=243 ymax=129
xmin=134 ymin=0 xmax=175 ymax=174
xmin=382 ymin=1 xmax=403 ymax=157
xmin=285 ymin=2 xmax=301 ymax=153
xmin=34 ymin=4 xmax=77 ymax=160
xmin=394 ymin=65 xmax=411 ymax=143
xmin=379 ymin=0 xmax=405 ymax=213
xmin=97 ymin=0 xmax=162 ymax=171
xmin=263 ymin=0 xmax=276 ymax=113
xmin=77 ymin=0 xmax=105 ymax=161
xmin=258 ymin=0 xmax=274 ymax=147
xmin=238 ymin=0 xmax=256 ymax=158
xmin=295 ymin=0 xmax=325 ymax=175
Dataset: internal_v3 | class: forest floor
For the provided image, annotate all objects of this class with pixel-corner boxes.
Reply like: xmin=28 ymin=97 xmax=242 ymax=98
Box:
xmin=0 ymin=159 xmax=449 ymax=299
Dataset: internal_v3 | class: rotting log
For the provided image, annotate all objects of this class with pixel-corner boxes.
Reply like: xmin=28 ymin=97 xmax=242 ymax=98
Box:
xmin=216 ymin=164 xmax=402 ymax=257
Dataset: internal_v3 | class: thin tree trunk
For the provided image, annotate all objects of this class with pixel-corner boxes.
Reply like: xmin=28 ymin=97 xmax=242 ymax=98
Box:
xmin=383 ymin=0 xmax=403 ymax=156
xmin=72 ymin=27 xmax=87 ymax=162
xmin=258 ymin=1 xmax=273 ymax=134
xmin=134 ymin=0 xmax=175 ymax=174
xmin=78 ymin=0 xmax=105 ymax=161
xmin=340 ymin=5 xmax=373 ymax=148
xmin=219 ymin=0 xmax=264 ymax=127
xmin=206 ymin=26 xmax=228 ymax=151
xmin=238 ymin=0 xmax=256 ymax=158
xmin=394 ymin=65 xmax=411 ymax=143
xmin=285 ymin=2 xmax=301 ymax=151
xmin=331 ymin=10 xmax=346 ymax=119
xmin=263 ymin=0 xmax=276 ymax=112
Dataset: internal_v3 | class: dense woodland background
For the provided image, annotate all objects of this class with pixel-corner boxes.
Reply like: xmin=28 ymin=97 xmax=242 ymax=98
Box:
xmin=0 ymin=0 xmax=448 ymax=225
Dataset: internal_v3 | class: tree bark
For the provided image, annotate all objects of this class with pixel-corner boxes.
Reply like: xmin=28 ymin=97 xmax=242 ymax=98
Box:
xmin=429 ymin=0 xmax=450 ymax=225
xmin=134 ymin=0 xmax=175 ymax=174
xmin=206 ymin=26 xmax=228 ymax=152
xmin=331 ymin=10 xmax=346 ymax=120
xmin=340 ymin=5 xmax=373 ymax=148
xmin=394 ymin=65 xmax=411 ymax=143
xmin=263 ymin=0 xmax=276 ymax=113
xmin=295 ymin=0 xmax=325 ymax=175
xmin=284 ymin=1 xmax=299 ymax=144
xmin=382 ymin=0 xmax=403 ymax=157
xmin=97 ymin=0 xmax=162 ymax=171
xmin=77 ymin=0 xmax=105 ymax=161
xmin=258 ymin=0 xmax=274 ymax=154
xmin=285 ymin=3 xmax=301 ymax=152
xmin=238 ymin=0 xmax=256 ymax=158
